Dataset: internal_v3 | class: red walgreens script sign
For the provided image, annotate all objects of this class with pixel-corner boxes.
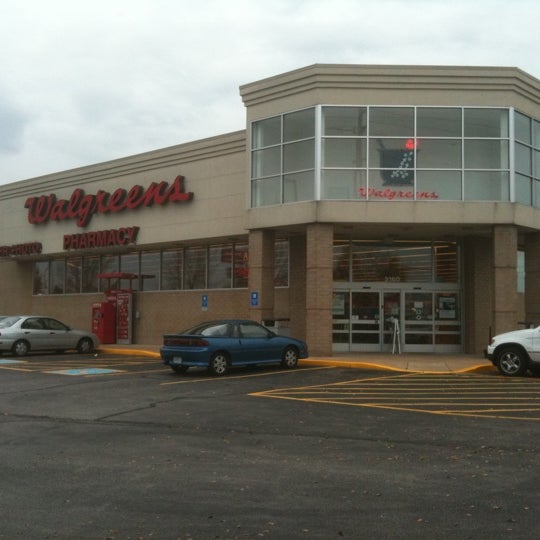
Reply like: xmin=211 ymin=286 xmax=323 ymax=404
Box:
xmin=24 ymin=175 xmax=193 ymax=228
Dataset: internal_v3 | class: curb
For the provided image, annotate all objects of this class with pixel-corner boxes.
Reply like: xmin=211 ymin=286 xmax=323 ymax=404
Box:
xmin=97 ymin=347 xmax=495 ymax=374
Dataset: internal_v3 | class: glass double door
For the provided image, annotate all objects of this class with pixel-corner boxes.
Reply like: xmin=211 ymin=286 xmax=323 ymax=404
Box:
xmin=333 ymin=289 xmax=461 ymax=353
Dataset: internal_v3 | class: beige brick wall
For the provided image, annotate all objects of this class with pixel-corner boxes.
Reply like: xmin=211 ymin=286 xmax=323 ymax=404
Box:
xmin=305 ymin=223 xmax=333 ymax=356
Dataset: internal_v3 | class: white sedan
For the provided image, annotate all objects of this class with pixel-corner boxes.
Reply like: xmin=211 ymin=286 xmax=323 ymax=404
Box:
xmin=0 ymin=316 xmax=99 ymax=357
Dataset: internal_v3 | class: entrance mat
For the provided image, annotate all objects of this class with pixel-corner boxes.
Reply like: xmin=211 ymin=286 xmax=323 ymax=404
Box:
xmin=0 ymin=359 xmax=26 ymax=364
xmin=46 ymin=367 xmax=122 ymax=376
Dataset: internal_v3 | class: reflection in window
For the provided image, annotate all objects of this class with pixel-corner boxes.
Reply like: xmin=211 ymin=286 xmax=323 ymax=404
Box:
xmin=334 ymin=240 xmax=458 ymax=284
xmin=517 ymin=250 xmax=525 ymax=293
xmin=100 ymin=255 xmax=119 ymax=291
xmin=208 ymin=245 xmax=232 ymax=289
xmin=161 ymin=249 xmax=183 ymax=290
xmin=82 ymin=256 xmax=99 ymax=293
xmin=417 ymin=108 xmax=461 ymax=137
xmin=141 ymin=251 xmax=159 ymax=291
xmin=333 ymin=241 xmax=350 ymax=281
xmin=323 ymin=106 xmax=367 ymax=136
xmin=33 ymin=261 xmax=49 ymax=295
xmin=120 ymin=252 xmax=139 ymax=290
xmin=322 ymin=138 xmax=366 ymax=168
xmin=252 ymin=115 xmax=281 ymax=149
xmin=369 ymin=107 xmax=414 ymax=136
xmin=50 ymin=260 xmax=65 ymax=294
xmin=464 ymin=140 xmax=508 ymax=169
xmin=283 ymin=108 xmax=315 ymax=142
xmin=233 ymin=243 xmax=249 ymax=288
xmin=65 ymin=257 xmax=82 ymax=294
xmin=464 ymin=108 xmax=508 ymax=138
xmin=416 ymin=171 xmax=462 ymax=200
xmin=274 ymin=240 xmax=289 ymax=287
xmin=283 ymin=171 xmax=315 ymax=203
xmin=464 ymin=171 xmax=509 ymax=201
xmin=184 ymin=247 xmax=207 ymax=289
xmin=322 ymin=170 xmax=366 ymax=200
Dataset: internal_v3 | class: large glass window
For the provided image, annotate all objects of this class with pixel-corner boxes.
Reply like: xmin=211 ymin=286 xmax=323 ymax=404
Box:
xmin=369 ymin=107 xmax=414 ymax=136
xmin=233 ymin=243 xmax=249 ymax=288
xmin=417 ymin=108 xmax=461 ymax=137
xmin=50 ymin=259 xmax=65 ymax=294
xmin=335 ymin=240 xmax=458 ymax=283
xmin=208 ymin=244 xmax=232 ymax=289
xmin=66 ymin=257 xmax=82 ymax=294
xmin=140 ymin=251 xmax=159 ymax=291
xmin=33 ymin=261 xmax=49 ymax=295
xmin=82 ymin=256 xmax=99 ymax=293
xmin=251 ymin=108 xmax=316 ymax=206
xmin=184 ymin=247 xmax=207 ymax=289
xmin=323 ymin=106 xmax=367 ymax=136
xmin=252 ymin=105 xmax=530 ymax=205
xmin=161 ymin=248 xmax=183 ymax=290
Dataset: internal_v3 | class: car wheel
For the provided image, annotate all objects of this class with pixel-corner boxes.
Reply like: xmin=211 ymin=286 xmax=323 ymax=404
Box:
xmin=209 ymin=352 xmax=229 ymax=376
xmin=77 ymin=337 xmax=94 ymax=354
xmin=496 ymin=346 xmax=528 ymax=376
xmin=12 ymin=340 xmax=30 ymax=357
xmin=171 ymin=365 xmax=188 ymax=374
xmin=281 ymin=346 xmax=299 ymax=369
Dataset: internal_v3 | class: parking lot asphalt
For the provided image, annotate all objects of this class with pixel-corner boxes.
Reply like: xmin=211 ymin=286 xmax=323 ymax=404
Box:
xmin=1 ymin=350 xmax=538 ymax=539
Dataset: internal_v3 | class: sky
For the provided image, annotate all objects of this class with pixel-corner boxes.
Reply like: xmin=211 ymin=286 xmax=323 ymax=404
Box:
xmin=1 ymin=0 xmax=539 ymax=186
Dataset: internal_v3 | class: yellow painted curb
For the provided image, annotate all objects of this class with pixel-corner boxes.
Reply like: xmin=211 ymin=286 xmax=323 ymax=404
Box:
xmin=98 ymin=347 xmax=160 ymax=359
xmin=300 ymin=358 xmax=495 ymax=374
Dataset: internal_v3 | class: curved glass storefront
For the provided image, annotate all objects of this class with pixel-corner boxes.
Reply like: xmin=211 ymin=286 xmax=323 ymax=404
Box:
xmin=251 ymin=106 xmax=540 ymax=206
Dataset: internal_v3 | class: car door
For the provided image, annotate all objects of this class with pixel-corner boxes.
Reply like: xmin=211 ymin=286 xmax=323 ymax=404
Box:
xmin=20 ymin=317 xmax=49 ymax=350
xmin=235 ymin=321 xmax=280 ymax=364
xmin=529 ymin=328 xmax=540 ymax=362
xmin=42 ymin=318 xmax=74 ymax=350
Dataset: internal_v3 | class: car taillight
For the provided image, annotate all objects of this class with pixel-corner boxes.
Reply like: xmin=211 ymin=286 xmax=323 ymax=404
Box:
xmin=164 ymin=337 xmax=208 ymax=347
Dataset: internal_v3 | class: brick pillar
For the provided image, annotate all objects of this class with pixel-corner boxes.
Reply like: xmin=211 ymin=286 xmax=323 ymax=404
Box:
xmin=248 ymin=230 xmax=275 ymax=322
xmin=289 ymin=235 xmax=307 ymax=340
xmin=525 ymin=233 xmax=540 ymax=325
xmin=463 ymin=237 xmax=493 ymax=353
xmin=305 ymin=223 xmax=333 ymax=356
xmin=492 ymin=225 xmax=518 ymax=335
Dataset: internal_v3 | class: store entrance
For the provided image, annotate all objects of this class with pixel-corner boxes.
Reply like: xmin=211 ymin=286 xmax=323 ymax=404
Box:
xmin=332 ymin=288 xmax=461 ymax=353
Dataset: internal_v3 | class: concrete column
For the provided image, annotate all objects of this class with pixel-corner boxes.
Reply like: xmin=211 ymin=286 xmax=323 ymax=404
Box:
xmin=492 ymin=225 xmax=518 ymax=335
xmin=524 ymin=233 xmax=540 ymax=325
xmin=305 ymin=223 xmax=333 ymax=356
xmin=248 ymin=229 xmax=275 ymax=322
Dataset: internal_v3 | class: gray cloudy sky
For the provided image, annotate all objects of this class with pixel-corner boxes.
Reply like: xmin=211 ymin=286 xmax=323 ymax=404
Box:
xmin=1 ymin=0 xmax=539 ymax=186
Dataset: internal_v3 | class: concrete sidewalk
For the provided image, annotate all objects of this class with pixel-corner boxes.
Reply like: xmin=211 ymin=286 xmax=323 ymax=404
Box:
xmin=98 ymin=344 xmax=494 ymax=374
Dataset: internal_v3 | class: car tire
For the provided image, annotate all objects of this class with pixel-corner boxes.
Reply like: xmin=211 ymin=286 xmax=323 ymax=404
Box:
xmin=209 ymin=352 xmax=229 ymax=376
xmin=12 ymin=340 xmax=30 ymax=357
xmin=281 ymin=346 xmax=299 ymax=369
xmin=77 ymin=337 xmax=94 ymax=354
xmin=171 ymin=365 xmax=188 ymax=374
xmin=496 ymin=346 xmax=528 ymax=376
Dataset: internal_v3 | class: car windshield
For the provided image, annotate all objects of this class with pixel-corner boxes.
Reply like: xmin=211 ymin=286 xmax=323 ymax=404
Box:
xmin=0 ymin=316 xmax=21 ymax=329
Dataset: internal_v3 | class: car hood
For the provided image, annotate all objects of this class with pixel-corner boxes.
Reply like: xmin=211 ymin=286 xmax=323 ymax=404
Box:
xmin=492 ymin=327 xmax=540 ymax=341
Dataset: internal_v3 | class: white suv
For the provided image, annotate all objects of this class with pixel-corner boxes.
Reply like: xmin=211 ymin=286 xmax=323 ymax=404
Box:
xmin=485 ymin=326 xmax=540 ymax=376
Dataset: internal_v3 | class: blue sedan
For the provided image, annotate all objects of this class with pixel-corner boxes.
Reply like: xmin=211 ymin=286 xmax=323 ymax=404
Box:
xmin=160 ymin=319 xmax=309 ymax=376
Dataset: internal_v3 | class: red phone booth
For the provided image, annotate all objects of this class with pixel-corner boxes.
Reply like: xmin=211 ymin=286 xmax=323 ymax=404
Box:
xmin=92 ymin=302 xmax=116 ymax=344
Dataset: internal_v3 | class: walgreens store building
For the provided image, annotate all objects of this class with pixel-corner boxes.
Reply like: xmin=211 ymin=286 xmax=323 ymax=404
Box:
xmin=1 ymin=64 xmax=540 ymax=357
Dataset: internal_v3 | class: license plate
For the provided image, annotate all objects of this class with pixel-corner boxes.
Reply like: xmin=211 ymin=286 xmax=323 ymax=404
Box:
xmin=172 ymin=356 xmax=183 ymax=365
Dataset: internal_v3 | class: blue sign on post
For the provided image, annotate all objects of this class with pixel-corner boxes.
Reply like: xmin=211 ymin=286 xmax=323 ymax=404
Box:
xmin=251 ymin=291 xmax=259 ymax=307
xmin=202 ymin=294 xmax=208 ymax=311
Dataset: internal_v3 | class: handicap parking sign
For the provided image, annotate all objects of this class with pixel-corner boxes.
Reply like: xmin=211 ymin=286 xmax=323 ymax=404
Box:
xmin=251 ymin=291 xmax=258 ymax=307
xmin=202 ymin=294 xmax=208 ymax=311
